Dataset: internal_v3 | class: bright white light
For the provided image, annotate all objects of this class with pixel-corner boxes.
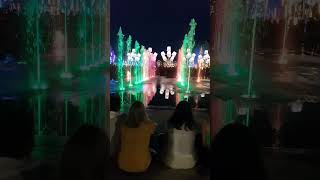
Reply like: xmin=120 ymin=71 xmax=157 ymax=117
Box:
xmin=237 ymin=107 xmax=248 ymax=115
xmin=153 ymin=53 xmax=158 ymax=58
xmin=165 ymin=93 xmax=169 ymax=99
xmin=200 ymin=93 xmax=205 ymax=98
xmin=161 ymin=46 xmax=177 ymax=67
xmin=290 ymin=100 xmax=303 ymax=112
xmin=198 ymin=50 xmax=210 ymax=69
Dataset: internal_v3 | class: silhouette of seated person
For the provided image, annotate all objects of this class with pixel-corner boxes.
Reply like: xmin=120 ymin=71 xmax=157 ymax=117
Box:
xmin=0 ymin=97 xmax=34 ymax=180
xmin=211 ymin=122 xmax=266 ymax=180
xmin=109 ymin=94 xmax=127 ymax=158
xmin=59 ymin=125 xmax=108 ymax=180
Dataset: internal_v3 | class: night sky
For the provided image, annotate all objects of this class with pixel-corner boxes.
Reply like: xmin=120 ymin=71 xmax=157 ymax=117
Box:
xmin=111 ymin=0 xmax=210 ymax=53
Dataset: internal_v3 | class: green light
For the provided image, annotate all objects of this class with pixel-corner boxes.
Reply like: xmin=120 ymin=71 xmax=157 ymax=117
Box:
xmin=91 ymin=11 xmax=94 ymax=66
xmin=37 ymin=95 xmax=41 ymax=135
xmin=65 ymin=98 xmax=68 ymax=136
xmin=64 ymin=1 xmax=69 ymax=74
xmin=117 ymin=27 xmax=125 ymax=90
xmin=126 ymin=35 xmax=132 ymax=54
xmin=134 ymin=41 xmax=140 ymax=84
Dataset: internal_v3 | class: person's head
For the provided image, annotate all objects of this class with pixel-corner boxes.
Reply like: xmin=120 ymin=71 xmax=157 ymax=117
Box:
xmin=110 ymin=93 xmax=121 ymax=112
xmin=169 ymin=100 xmax=195 ymax=131
xmin=211 ymin=123 xmax=265 ymax=180
xmin=0 ymin=97 xmax=34 ymax=160
xmin=126 ymin=101 xmax=148 ymax=128
xmin=60 ymin=125 xmax=108 ymax=180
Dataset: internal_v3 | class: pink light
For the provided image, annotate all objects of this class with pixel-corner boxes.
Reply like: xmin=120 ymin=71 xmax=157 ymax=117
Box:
xmin=176 ymin=49 xmax=183 ymax=82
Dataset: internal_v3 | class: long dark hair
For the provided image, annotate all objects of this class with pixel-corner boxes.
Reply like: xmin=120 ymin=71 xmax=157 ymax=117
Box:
xmin=0 ymin=97 xmax=34 ymax=159
xmin=169 ymin=101 xmax=195 ymax=131
xmin=126 ymin=101 xmax=148 ymax=128
xmin=211 ymin=123 xmax=266 ymax=180
xmin=60 ymin=125 xmax=108 ymax=180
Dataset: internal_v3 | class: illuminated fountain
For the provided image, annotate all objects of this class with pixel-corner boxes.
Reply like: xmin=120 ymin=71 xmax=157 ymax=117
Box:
xmin=143 ymin=48 xmax=158 ymax=81
xmin=110 ymin=48 xmax=116 ymax=64
xmin=116 ymin=27 xmax=125 ymax=90
xmin=139 ymin=45 xmax=145 ymax=83
xmin=276 ymin=0 xmax=318 ymax=64
xmin=197 ymin=50 xmax=210 ymax=83
xmin=1 ymin=0 xmax=107 ymax=139
xmin=115 ymin=29 xmax=157 ymax=90
xmin=214 ymin=0 xmax=244 ymax=76
xmin=24 ymin=0 xmax=46 ymax=89
xmin=176 ymin=49 xmax=183 ymax=83
xmin=60 ymin=0 xmax=72 ymax=78
xmin=126 ymin=49 xmax=141 ymax=87
xmin=185 ymin=49 xmax=196 ymax=93
xmin=178 ymin=19 xmax=197 ymax=87
xmin=79 ymin=2 xmax=89 ymax=71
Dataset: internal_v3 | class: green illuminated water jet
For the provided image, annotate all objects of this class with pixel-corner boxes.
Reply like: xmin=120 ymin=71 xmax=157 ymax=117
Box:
xmin=117 ymin=27 xmax=125 ymax=90
xmin=91 ymin=8 xmax=95 ymax=67
xmin=99 ymin=0 xmax=103 ymax=64
xmin=134 ymin=40 xmax=140 ymax=85
xmin=60 ymin=1 xmax=72 ymax=79
xmin=185 ymin=19 xmax=197 ymax=93
xmin=139 ymin=45 xmax=145 ymax=83
xmin=24 ymin=0 xmax=47 ymax=89
xmin=80 ymin=4 xmax=89 ymax=70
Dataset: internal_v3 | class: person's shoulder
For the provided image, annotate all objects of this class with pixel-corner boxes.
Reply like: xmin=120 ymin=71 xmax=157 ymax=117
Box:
xmin=144 ymin=120 xmax=156 ymax=125
xmin=118 ymin=113 xmax=128 ymax=120
xmin=142 ymin=120 xmax=156 ymax=129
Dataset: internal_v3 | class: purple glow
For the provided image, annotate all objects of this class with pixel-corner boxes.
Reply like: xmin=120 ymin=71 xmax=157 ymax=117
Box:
xmin=110 ymin=48 xmax=116 ymax=64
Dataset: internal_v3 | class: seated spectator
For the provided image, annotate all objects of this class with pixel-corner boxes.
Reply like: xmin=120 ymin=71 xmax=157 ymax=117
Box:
xmin=60 ymin=125 xmax=108 ymax=180
xmin=211 ymin=122 xmax=266 ymax=180
xmin=109 ymin=94 xmax=127 ymax=158
xmin=195 ymin=112 xmax=210 ymax=175
xmin=0 ymin=97 xmax=34 ymax=180
xmin=118 ymin=101 xmax=156 ymax=173
xmin=162 ymin=101 xmax=197 ymax=169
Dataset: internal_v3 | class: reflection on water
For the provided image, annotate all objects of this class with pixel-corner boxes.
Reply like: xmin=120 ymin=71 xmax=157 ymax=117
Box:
xmin=0 ymin=92 xmax=106 ymax=137
xmin=111 ymin=77 xmax=210 ymax=112
xmin=30 ymin=93 xmax=105 ymax=137
xmin=1 ymin=61 xmax=107 ymax=137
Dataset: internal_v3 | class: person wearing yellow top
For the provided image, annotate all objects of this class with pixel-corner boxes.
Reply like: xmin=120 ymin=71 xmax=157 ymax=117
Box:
xmin=117 ymin=101 xmax=156 ymax=173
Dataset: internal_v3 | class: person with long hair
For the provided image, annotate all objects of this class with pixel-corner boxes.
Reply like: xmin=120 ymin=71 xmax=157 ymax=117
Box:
xmin=211 ymin=122 xmax=266 ymax=180
xmin=162 ymin=100 xmax=197 ymax=169
xmin=117 ymin=101 xmax=156 ymax=173
xmin=0 ymin=97 xmax=34 ymax=180
xmin=60 ymin=125 xmax=108 ymax=180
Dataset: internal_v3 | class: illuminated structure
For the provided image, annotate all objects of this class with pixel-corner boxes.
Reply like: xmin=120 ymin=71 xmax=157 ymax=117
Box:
xmin=143 ymin=48 xmax=158 ymax=80
xmin=110 ymin=48 xmax=116 ymax=64
xmin=197 ymin=50 xmax=210 ymax=82
xmin=126 ymin=49 xmax=141 ymax=86
xmin=161 ymin=46 xmax=177 ymax=68
xmin=116 ymin=28 xmax=125 ymax=90
xmin=177 ymin=19 xmax=197 ymax=88
xmin=185 ymin=49 xmax=196 ymax=93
